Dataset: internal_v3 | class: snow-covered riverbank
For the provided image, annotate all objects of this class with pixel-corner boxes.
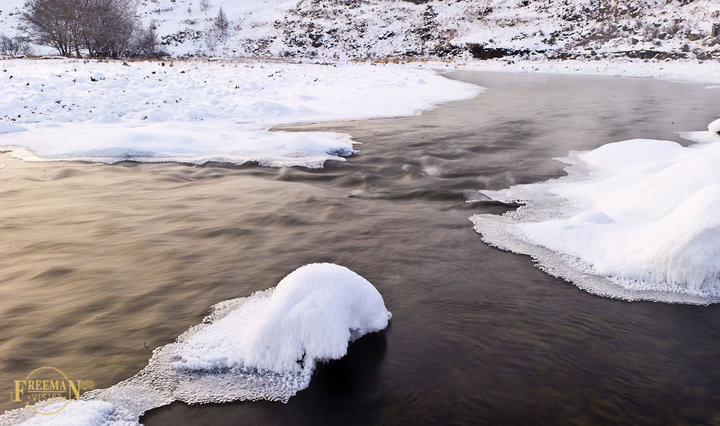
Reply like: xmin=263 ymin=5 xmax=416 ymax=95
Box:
xmin=435 ymin=57 xmax=720 ymax=86
xmin=0 ymin=59 xmax=481 ymax=167
xmin=472 ymin=119 xmax=720 ymax=304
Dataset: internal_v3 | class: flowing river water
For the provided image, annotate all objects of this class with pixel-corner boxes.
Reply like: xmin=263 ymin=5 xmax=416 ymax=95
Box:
xmin=1 ymin=71 xmax=720 ymax=424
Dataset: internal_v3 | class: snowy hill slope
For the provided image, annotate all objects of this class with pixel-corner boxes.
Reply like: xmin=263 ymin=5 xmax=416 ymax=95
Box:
xmin=1 ymin=0 xmax=719 ymax=59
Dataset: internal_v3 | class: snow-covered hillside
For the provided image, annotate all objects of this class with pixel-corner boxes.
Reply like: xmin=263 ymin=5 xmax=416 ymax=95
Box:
xmin=1 ymin=0 xmax=719 ymax=60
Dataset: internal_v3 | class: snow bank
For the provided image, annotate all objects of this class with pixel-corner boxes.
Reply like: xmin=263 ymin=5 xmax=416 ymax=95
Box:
xmin=451 ymin=58 xmax=720 ymax=85
xmin=471 ymin=120 xmax=720 ymax=304
xmin=2 ymin=264 xmax=391 ymax=425
xmin=0 ymin=60 xmax=481 ymax=167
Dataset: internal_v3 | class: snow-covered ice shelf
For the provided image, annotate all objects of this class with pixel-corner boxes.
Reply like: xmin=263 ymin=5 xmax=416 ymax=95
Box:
xmin=471 ymin=119 xmax=720 ymax=305
xmin=0 ymin=59 xmax=481 ymax=167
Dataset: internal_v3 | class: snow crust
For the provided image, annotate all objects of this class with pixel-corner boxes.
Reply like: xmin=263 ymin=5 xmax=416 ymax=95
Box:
xmin=471 ymin=121 xmax=720 ymax=304
xmin=1 ymin=264 xmax=391 ymax=425
xmin=0 ymin=60 xmax=481 ymax=167
xmin=16 ymin=401 xmax=136 ymax=426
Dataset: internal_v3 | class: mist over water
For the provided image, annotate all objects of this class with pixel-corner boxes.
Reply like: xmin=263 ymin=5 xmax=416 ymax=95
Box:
xmin=2 ymin=72 xmax=720 ymax=424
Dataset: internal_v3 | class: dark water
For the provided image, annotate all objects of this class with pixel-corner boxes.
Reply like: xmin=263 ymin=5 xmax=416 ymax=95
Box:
xmin=2 ymin=71 xmax=720 ymax=425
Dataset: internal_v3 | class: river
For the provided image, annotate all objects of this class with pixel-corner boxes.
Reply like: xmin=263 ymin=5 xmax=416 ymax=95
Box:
xmin=1 ymin=71 xmax=719 ymax=425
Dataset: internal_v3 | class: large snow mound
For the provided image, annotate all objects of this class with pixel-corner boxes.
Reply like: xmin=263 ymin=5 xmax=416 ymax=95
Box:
xmin=174 ymin=263 xmax=392 ymax=373
xmin=0 ymin=60 xmax=481 ymax=167
xmin=471 ymin=121 xmax=720 ymax=304
xmin=1 ymin=264 xmax=391 ymax=425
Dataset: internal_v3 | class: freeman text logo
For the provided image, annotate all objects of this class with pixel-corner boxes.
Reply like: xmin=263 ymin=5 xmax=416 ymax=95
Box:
xmin=12 ymin=366 xmax=94 ymax=415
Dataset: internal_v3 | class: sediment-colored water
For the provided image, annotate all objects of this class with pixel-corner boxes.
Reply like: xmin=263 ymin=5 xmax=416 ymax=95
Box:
xmin=2 ymin=71 xmax=719 ymax=424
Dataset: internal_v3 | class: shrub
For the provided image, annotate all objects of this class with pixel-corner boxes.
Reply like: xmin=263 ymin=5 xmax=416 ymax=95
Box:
xmin=0 ymin=35 xmax=31 ymax=56
xmin=214 ymin=8 xmax=229 ymax=41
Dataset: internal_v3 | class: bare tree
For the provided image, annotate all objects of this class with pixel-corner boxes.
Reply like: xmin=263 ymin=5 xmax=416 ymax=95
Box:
xmin=204 ymin=28 xmax=218 ymax=54
xmin=22 ymin=0 xmax=84 ymax=56
xmin=81 ymin=0 xmax=137 ymax=58
xmin=22 ymin=0 xmax=138 ymax=58
xmin=200 ymin=0 xmax=210 ymax=13
xmin=129 ymin=24 xmax=160 ymax=58
xmin=214 ymin=7 xmax=229 ymax=41
xmin=0 ymin=36 xmax=13 ymax=55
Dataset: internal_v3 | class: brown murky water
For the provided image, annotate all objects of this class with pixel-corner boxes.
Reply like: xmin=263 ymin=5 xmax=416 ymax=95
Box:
xmin=2 ymin=71 xmax=720 ymax=425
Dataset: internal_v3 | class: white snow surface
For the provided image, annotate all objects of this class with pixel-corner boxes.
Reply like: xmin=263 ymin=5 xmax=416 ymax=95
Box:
xmin=471 ymin=121 xmax=720 ymax=304
xmin=0 ymin=121 xmax=24 ymax=134
xmin=2 ymin=264 xmax=391 ymax=425
xmin=0 ymin=59 xmax=481 ymax=167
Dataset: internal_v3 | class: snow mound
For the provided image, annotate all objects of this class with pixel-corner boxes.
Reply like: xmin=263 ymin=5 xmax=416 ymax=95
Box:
xmin=174 ymin=263 xmax=392 ymax=373
xmin=2 ymin=264 xmax=391 ymax=424
xmin=471 ymin=122 xmax=720 ymax=304
xmin=711 ymin=118 xmax=720 ymax=134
